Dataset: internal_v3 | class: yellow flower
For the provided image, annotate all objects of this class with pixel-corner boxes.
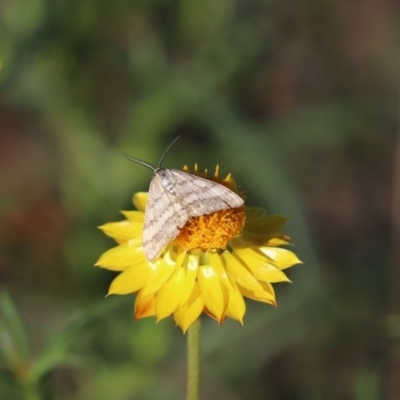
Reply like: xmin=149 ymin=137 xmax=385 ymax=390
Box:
xmin=95 ymin=165 xmax=301 ymax=332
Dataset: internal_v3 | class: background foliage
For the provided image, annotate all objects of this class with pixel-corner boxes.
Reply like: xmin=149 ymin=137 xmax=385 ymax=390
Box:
xmin=1 ymin=0 xmax=399 ymax=399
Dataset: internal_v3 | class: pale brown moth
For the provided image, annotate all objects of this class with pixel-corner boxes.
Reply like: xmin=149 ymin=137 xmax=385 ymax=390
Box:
xmin=124 ymin=137 xmax=244 ymax=261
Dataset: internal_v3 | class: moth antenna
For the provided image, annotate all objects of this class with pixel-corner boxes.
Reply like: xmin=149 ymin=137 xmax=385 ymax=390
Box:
xmin=122 ymin=153 xmax=155 ymax=171
xmin=157 ymin=135 xmax=182 ymax=168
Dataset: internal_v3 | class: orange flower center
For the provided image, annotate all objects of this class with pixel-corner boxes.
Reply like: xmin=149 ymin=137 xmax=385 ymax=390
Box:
xmin=172 ymin=206 xmax=246 ymax=251
xmin=172 ymin=165 xmax=246 ymax=252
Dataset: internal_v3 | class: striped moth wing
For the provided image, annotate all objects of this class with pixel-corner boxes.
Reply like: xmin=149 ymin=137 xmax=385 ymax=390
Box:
xmin=142 ymin=168 xmax=244 ymax=261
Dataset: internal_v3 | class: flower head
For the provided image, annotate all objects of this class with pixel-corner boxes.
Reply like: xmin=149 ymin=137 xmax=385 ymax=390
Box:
xmin=96 ymin=165 xmax=301 ymax=332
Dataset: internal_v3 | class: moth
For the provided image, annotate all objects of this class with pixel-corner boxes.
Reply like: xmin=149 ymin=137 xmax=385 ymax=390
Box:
xmin=124 ymin=137 xmax=244 ymax=261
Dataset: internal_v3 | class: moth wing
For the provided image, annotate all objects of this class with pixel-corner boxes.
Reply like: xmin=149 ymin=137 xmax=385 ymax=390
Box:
xmin=143 ymin=169 xmax=244 ymax=261
xmin=142 ymin=174 xmax=188 ymax=261
xmin=161 ymin=169 xmax=244 ymax=218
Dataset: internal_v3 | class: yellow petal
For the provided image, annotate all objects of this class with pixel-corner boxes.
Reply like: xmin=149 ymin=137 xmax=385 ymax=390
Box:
xmin=221 ymin=251 xmax=266 ymax=293
xmin=198 ymin=265 xmax=227 ymax=321
xmin=259 ymin=247 xmax=302 ymax=270
xmin=233 ymin=248 xmax=291 ymax=283
xmin=206 ymin=252 xmax=234 ymax=290
xmin=174 ymin=284 xmax=204 ymax=333
xmin=265 ymin=237 xmax=291 ymax=246
xmin=155 ymin=271 xmax=183 ymax=320
xmin=179 ymin=252 xmax=199 ymax=306
xmin=108 ymin=261 xmax=151 ymax=294
xmin=135 ymin=291 xmax=156 ymax=319
xmin=95 ymin=241 xmax=145 ymax=271
xmin=240 ymin=281 xmax=276 ymax=305
xmin=98 ymin=220 xmax=142 ymax=242
xmin=133 ymin=192 xmax=148 ymax=212
xmin=141 ymin=250 xmax=180 ymax=296
xmin=121 ymin=210 xmax=144 ymax=223
xmin=224 ymin=279 xmax=246 ymax=324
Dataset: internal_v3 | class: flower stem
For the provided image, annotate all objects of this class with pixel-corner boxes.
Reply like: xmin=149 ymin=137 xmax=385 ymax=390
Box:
xmin=186 ymin=319 xmax=201 ymax=400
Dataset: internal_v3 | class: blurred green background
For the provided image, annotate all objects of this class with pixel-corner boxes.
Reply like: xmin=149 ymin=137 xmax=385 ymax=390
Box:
xmin=1 ymin=0 xmax=399 ymax=399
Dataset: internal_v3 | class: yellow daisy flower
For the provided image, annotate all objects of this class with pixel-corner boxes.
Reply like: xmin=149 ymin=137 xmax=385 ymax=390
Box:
xmin=96 ymin=165 xmax=301 ymax=332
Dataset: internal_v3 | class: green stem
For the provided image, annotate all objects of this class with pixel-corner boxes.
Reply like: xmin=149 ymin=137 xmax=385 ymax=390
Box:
xmin=186 ymin=318 xmax=201 ymax=400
